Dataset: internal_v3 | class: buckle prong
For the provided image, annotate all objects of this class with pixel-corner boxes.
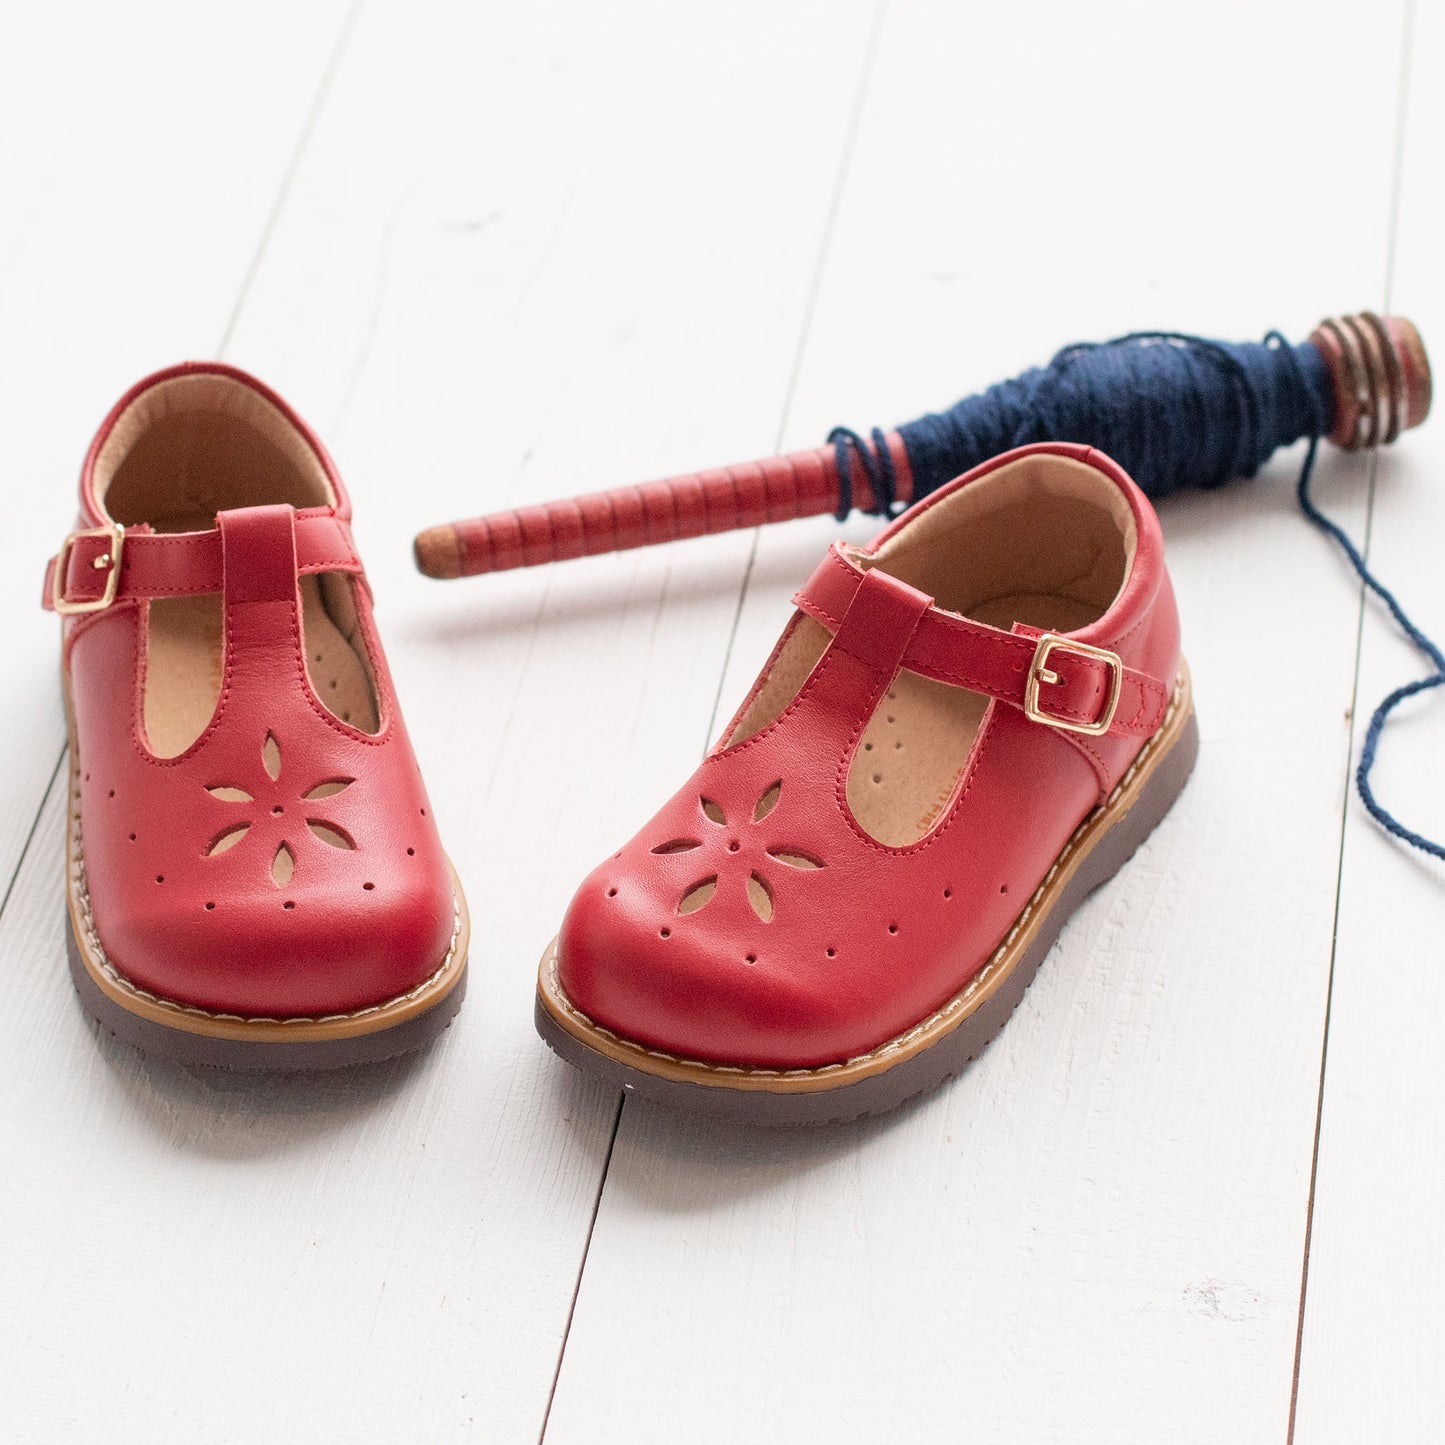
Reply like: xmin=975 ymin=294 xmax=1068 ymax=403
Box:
xmin=51 ymin=524 xmax=125 ymax=616
xmin=1024 ymin=633 xmax=1123 ymax=737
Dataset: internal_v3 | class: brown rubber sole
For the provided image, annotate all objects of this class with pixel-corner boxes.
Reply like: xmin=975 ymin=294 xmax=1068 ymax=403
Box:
xmin=536 ymin=668 xmax=1197 ymax=1125
xmin=62 ymin=682 xmax=470 ymax=1070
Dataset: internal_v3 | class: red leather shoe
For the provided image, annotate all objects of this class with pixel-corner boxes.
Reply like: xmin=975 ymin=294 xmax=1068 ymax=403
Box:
xmin=536 ymin=442 xmax=1196 ymax=1122
xmin=45 ymin=362 xmax=469 ymax=1068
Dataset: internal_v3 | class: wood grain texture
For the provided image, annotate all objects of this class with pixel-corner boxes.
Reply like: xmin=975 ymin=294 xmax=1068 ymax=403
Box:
xmin=1292 ymin=2 xmax=1445 ymax=1438
xmin=543 ymin=2 xmax=1412 ymax=1442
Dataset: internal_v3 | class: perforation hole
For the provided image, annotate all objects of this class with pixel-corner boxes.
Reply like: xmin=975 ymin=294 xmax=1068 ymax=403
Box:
xmin=888 ymin=923 xmax=899 ymax=935
xmin=207 ymin=823 xmax=251 ymax=856
xmin=363 ymin=882 xmax=375 ymax=891
xmin=678 ymin=877 xmax=717 ymax=914
xmin=769 ymin=849 xmax=824 ymax=870
xmin=407 ymin=847 xmax=415 ymax=857
xmin=744 ymin=953 xmax=757 ymax=965
xmin=307 ymin=822 xmax=355 ymax=850
xmin=747 ymin=873 xmax=774 ymax=922
xmin=753 ymin=782 xmax=782 ymax=822
xmin=271 ymin=843 xmax=295 ymax=887
xmin=283 ymin=901 xmax=295 ymax=911
xmin=826 ymin=947 xmax=837 ymax=958
xmin=204 ymin=902 xmax=215 ymax=911
xmin=304 ymin=779 xmax=353 ymax=799
xmin=659 ymin=928 xmax=671 ymax=939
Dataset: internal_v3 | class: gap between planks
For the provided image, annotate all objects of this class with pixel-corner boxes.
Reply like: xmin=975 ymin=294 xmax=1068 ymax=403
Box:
xmin=1287 ymin=0 xmax=1417 ymax=1436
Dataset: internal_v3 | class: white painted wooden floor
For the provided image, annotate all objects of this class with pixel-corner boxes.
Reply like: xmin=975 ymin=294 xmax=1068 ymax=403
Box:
xmin=1 ymin=2 xmax=1441 ymax=1440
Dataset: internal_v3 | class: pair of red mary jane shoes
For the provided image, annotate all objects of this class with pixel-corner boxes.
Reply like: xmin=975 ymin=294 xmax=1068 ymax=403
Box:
xmin=45 ymin=363 xmax=1195 ymax=1122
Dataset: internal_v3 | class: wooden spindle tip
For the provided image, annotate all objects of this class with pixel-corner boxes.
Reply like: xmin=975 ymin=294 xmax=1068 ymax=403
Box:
xmin=414 ymin=524 xmax=463 ymax=579
xmin=1310 ymin=312 xmax=1431 ymax=449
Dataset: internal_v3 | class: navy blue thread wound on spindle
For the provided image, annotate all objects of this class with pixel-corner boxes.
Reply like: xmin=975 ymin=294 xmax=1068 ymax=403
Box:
xmin=828 ymin=327 xmax=1443 ymax=859
xmin=890 ymin=331 xmax=1328 ymax=500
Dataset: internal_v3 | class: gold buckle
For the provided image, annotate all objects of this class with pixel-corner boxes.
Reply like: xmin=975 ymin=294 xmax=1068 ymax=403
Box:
xmin=51 ymin=524 xmax=125 ymax=616
xmin=1024 ymin=633 xmax=1123 ymax=737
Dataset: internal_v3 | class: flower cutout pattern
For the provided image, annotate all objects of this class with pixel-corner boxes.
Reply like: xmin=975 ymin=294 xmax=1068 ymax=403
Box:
xmin=204 ymin=731 xmax=356 ymax=886
xmin=651 ymin=781 xmax=824 ymax=922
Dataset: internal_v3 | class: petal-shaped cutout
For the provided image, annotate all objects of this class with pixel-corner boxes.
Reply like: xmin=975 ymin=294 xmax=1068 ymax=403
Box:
xmin=206 ymin=786 xmax=253 ymax=802
xmin=677 ymin=877 xmax=718 ymax=914
xmin=271 ymin=842 xmax=295 ymax=886
xmin=262 ymin=732 xmax=282 ymax=781
xmin=304 ymin=779 xmax=353 ymax=800
xmin=651 ymin=838 xmax=702 ymax=855
xmin=206 ymin=822 xmax=251 ymax=855
xmin=701 ymin=798 xmax=726 ymax=826
xmin=768 ymin=848 xmax=824 ymax=870
xmin=753 ymin=781 xmax=782 ymax=823
xmin=307 ymin=821 xmax=355 ymax=850
xmin=747 ymin=872 xmax=773 ymax=922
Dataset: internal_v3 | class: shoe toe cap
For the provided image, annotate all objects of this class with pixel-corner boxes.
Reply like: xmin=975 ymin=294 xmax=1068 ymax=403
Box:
xmin=92 ymin=853 xmax=459 ymax=1019
xmin=555 ymin=861 xmax=857 ymax=1069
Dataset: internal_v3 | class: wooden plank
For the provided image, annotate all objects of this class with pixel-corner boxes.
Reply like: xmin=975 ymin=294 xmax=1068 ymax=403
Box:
xmin=1292 ymin=1 xmax=1445 ymax=1437
xmin=544 ymin=2 xmax=1408 ymax=1441
xmin=0 ymin=2 xmax=879 ymax=1440
xmin=0 ymin=0 xmax=355 ymax=897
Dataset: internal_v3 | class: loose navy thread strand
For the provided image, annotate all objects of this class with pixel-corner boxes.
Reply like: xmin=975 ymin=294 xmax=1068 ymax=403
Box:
xmin=828 ymin=329 xmax=1442 ymax=860
xmin=1294 ymin=434 xmax=1445 ymax=861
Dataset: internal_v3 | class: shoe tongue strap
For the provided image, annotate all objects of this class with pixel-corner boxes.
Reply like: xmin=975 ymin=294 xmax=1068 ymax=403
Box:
xmin=43 ymin=507 xmax=361 ymax=612
xmin=219 ymin=504 xmax=299 ymax=603
xmin=829 ymin=565 xmax=933 ymax=676
xmin=793 ymin=542 xmax=1169 ymax=740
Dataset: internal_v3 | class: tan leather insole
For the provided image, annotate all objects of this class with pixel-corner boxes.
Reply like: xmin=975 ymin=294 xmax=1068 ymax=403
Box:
xmin=846 ymin=590 xmax=1101 ymax=847
xmin=143 ymin=544 xmax=379 ymax=759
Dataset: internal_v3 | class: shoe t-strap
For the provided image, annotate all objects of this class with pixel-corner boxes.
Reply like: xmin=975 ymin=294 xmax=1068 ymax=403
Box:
xmin=43 ymin=507 xmax=360 ymax=615
xmin=794 ymin=542 xmax=1169 ymax=740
